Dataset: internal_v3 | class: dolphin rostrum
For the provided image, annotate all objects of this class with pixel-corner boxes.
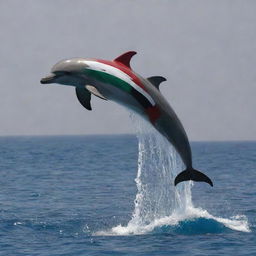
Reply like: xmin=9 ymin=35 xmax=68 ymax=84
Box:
xmin=41 ymin=51 xmax=213 ymax=187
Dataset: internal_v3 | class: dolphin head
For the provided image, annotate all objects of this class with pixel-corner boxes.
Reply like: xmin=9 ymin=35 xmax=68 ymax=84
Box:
xmin=40 ymin=58 xmax=89 ymax=86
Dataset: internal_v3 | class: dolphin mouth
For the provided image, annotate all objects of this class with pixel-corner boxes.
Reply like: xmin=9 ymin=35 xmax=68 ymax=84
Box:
xmin=40 ymin=74 xmax=57 ymax=84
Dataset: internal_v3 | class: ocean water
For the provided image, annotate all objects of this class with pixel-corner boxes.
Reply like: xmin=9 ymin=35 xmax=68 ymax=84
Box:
xmin=0 ymin=123 xmax=255 ymax=255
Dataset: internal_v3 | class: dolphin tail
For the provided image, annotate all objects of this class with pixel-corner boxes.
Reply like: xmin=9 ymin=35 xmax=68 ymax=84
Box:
xmin=174 ymin=168 xmax=213 ymax=187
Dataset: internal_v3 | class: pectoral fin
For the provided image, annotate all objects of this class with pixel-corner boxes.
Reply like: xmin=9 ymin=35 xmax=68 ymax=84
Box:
xmin=85 ymin=85 xmax=107 ymax=100
xmin=75 ymin=86 xmax=92 ymax=110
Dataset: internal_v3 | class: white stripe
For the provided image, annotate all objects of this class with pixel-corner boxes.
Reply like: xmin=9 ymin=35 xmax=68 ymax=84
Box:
xmin=82 ymin=60 xmax=155 ymax=106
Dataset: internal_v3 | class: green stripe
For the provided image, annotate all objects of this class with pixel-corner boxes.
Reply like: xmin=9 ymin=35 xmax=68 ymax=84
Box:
xmin=83 ymin=69 xmax=132 ymax=93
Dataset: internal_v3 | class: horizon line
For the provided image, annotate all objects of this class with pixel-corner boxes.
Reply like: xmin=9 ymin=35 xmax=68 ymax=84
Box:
xmin=0 ymin=133 xmax=255 ymax=143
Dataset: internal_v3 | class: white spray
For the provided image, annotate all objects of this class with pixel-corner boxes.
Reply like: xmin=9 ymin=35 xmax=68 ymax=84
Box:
xmin=128 ymin=114 xmax=193 ymax=226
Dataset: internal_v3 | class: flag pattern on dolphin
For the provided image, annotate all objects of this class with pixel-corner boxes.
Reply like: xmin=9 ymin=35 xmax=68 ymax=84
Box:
xmin=41 ymin=51 xmax=213 ymax=187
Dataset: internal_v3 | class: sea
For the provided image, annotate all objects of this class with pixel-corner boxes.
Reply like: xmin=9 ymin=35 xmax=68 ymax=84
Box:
xmin=0 ymin=118 xmax=255 ymax=255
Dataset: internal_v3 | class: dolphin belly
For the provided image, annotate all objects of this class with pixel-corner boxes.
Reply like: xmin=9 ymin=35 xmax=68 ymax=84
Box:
xmin=84 ymin=68 xmax=156 ymax=118
xmin=95 ymin=80 xmax=146 ymax=116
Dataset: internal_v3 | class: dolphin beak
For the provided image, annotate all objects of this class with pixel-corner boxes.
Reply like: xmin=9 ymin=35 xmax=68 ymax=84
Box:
xmin=40 ymin=74 xmax=57 ymax=84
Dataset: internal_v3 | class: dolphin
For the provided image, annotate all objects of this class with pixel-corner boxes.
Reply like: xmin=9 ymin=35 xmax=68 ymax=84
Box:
xmin=40 ymin=51 xmax=213 ymax=187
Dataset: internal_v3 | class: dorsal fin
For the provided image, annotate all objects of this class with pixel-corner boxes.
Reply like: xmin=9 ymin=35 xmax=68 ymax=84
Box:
xmin=147 ymin=76 xmax=167 ymax=90
xmin=114 ymin=51 xmax=137 ymax=69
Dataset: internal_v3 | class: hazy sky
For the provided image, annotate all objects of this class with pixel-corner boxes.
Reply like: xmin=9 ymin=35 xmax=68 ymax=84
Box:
xmin=0 ymin=0 xmax=255 ymax=140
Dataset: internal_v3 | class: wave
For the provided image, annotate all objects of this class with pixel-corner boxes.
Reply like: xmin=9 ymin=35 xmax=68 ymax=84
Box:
xmin=95 ymin=206 xmax=250 ymax=236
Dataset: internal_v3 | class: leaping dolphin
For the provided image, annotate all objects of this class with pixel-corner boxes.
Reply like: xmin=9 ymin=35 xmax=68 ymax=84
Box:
xmin=40 ymin=51 xmax=213 ymax=187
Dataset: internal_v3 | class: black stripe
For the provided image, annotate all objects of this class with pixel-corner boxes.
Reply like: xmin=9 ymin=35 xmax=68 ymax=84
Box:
xmin=131 ymin=88 xmax=153 ymax=109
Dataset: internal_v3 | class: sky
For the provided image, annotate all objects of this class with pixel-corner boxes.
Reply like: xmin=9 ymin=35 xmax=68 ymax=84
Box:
xmin=0 ymin=0 xmax=255 ymax=140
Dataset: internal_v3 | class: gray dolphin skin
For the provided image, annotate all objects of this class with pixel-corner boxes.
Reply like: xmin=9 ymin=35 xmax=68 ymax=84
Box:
xmin=41 ymin=51 xmax=213 ymax=187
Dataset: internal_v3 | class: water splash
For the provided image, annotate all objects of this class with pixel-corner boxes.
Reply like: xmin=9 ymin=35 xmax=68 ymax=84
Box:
xmin=95 ymin=114 xmax=250 ymax=236
xmin=128 ymin=114 xmax=192 ymax=226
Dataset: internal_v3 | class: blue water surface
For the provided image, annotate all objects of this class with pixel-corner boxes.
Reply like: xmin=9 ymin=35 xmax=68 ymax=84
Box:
xmin=0 ymin=135 xmax=255 ymax=255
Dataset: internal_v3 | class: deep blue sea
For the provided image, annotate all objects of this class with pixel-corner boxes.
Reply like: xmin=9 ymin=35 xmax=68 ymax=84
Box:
xmin=0 ymin=131 xmax=255 ymax=255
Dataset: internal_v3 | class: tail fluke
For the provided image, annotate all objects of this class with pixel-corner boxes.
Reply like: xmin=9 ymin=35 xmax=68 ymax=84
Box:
xmin=174 ymin=168 xmax=213 ymax=187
